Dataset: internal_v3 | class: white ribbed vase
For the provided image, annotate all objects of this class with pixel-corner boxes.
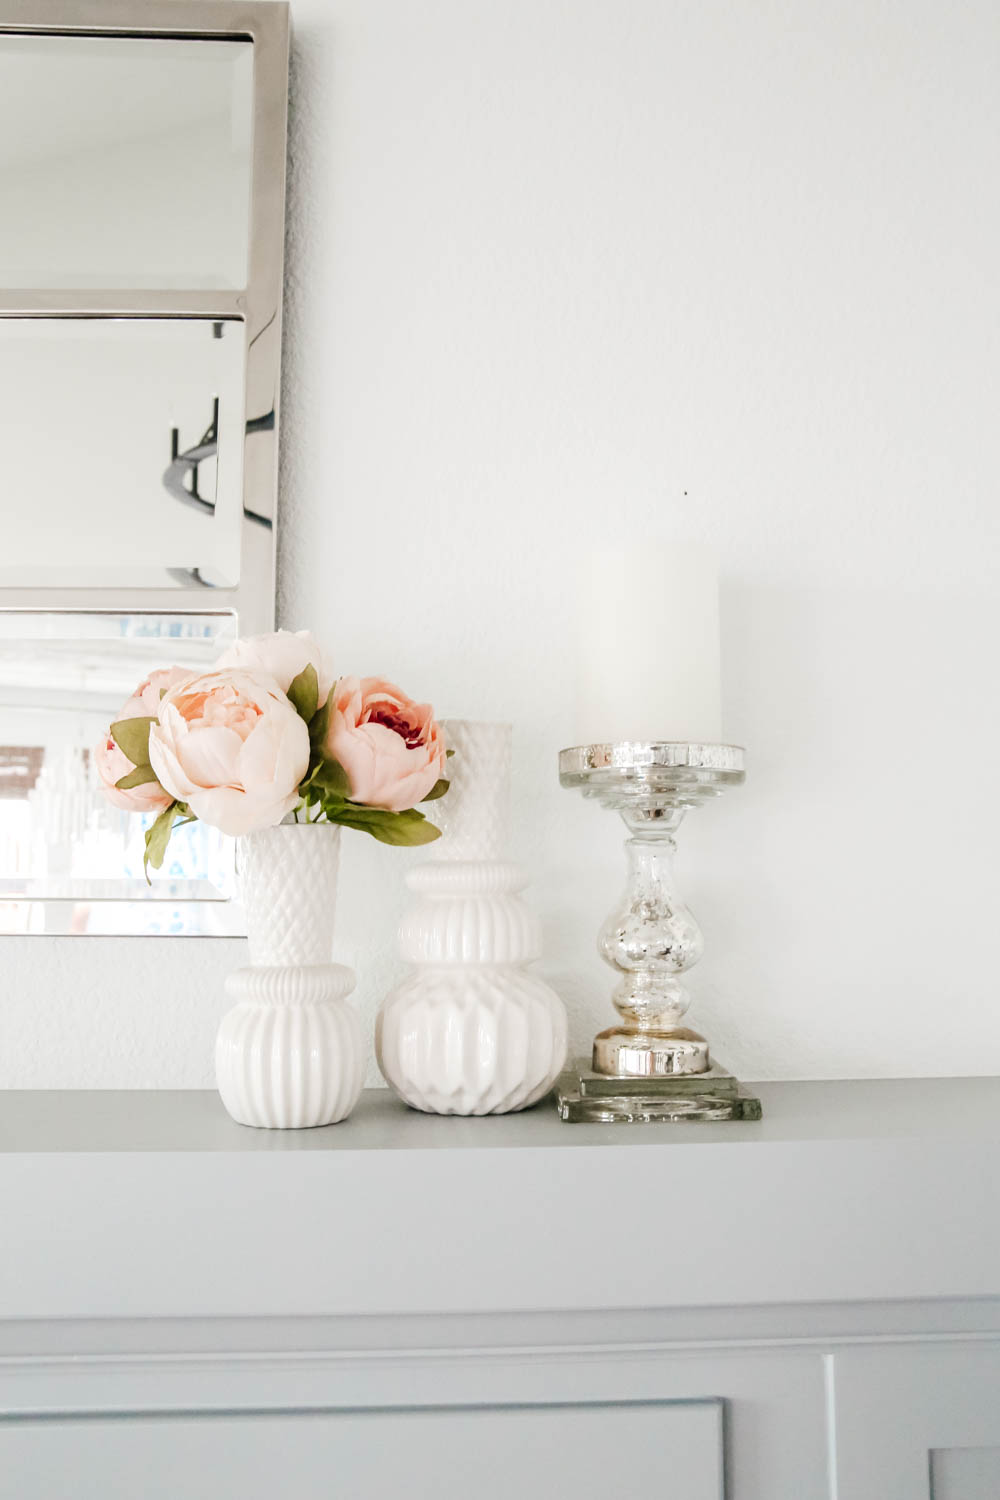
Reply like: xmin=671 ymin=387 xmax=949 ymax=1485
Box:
xmin=376 ymin=721 xmax=567 ymax=1115
xmin=216 ymin=823 xmax=364 ymax=1129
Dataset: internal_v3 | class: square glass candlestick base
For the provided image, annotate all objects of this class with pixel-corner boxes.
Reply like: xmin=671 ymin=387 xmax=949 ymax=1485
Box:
xmin=555 ymin=1060 xmax=763 ymax=1124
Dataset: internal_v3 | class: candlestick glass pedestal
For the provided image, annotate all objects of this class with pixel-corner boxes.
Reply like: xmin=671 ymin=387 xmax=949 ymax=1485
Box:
xmin=557 ymin=742 xmax=762 ymax=1123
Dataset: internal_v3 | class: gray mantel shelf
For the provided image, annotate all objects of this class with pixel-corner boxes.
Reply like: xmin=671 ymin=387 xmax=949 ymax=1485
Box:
xmin=2 ymin=1079 xmax=999 ymax=1324
xmin=5 ymin=1080 xmax=1000 ymax=1500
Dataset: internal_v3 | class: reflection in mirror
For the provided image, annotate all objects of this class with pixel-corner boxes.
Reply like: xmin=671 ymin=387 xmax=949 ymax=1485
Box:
xmin=0 ymin=319 xmax=247 ymax=589
xmin=0 ymin=612 xmax=242 ymax=934
xmin=0 ymin=36 xmax=253 ymax=290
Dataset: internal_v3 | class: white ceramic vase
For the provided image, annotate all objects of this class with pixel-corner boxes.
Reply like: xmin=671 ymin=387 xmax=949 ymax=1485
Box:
xmin=376 ymin=721 xmax=568 ymax=1115
xmin=216 ymin=823 xmax=364 ymax=1128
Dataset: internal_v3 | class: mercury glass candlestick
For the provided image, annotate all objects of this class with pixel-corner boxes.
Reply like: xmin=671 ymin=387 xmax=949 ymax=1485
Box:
xmin=557 ymin=742 xmax=761 ymax=1123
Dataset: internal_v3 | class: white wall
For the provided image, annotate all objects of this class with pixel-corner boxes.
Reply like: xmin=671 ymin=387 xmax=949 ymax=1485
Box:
xmin=2 ymin=0 xmax=998 ymax=1088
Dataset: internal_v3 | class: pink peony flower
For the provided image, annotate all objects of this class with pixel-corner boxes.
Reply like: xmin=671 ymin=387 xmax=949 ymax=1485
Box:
xmin=324 ymin=676 xmax=447 ymax=812
xmin=148 ymin=669 xmax=310 ymax=835
xmin=215 ymin=629 xmax=334 ymax=709
xmin=94 ymin=666 xmax=189 ymax=813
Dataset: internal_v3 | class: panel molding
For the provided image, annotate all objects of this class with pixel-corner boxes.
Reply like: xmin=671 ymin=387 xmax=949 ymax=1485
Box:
xmin=5 ymin=1297 xmax=1000 ymax=1363
xmin=1 ymin=1398 xmax=727 ymax=1500
xmin=832 ymin=1344 xmax=1000 ymax=1500
xmin=0 ymin=1344 xmax=826 ymax=1500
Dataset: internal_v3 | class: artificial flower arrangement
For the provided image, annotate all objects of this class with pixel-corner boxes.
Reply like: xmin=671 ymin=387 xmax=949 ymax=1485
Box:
xmin=95 ymin=630 xmax=449 ymax=876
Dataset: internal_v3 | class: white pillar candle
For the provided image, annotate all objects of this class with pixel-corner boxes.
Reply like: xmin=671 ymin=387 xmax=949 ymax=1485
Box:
xmin=574 ymin=542 xmax=723 ymax=747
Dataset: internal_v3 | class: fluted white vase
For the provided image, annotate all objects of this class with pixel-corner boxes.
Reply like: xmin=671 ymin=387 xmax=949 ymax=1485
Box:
xmin=216 ymin=823 xmax=364 ymax=1128
xmin=376 ymin=721 xmax=567 ymax=1115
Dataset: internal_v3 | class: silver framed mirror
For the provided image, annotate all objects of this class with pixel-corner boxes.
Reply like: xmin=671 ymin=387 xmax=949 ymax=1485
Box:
xmin=0 ymin=0 xmax=290 ymax=935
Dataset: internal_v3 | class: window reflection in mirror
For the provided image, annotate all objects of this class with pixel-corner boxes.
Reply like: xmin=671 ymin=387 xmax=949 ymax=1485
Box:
xmin=0 ymin=612 xmax=241 ymax=934
xmin=0 ymin=36 xmax=253 ymax=290
xmin=0 ymin=319 xmax=247 ymax=590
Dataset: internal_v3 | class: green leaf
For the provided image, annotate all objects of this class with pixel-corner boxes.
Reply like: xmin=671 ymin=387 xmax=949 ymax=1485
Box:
xmin=287 ymin=663 xmax=319 ymax=725
xmin=362 ymin=814 xmax=442 ymax=847
xmin=143 ymin=801 xmax=180 ymax=882
xmin=298 ymin=762 xmax=319 ymax=791
xmin=309 ymin=692 xmax=332 ymax=749
xmin=322 ymin=803 xmax=442 ymax=847
xmin=114 ymin=764 xmax=160 ymax=791
xmin=310 ymin=756 xmax=352 ymax=801
xmin=110 ymin=716 xmax=155 ymax=767
xmin=446 ymin=748 xmax=455 ymax=758
xmin=333 ymin=801 xmax=423 ymax=825
xmin=421 ymin=778 xmax=449 ymax=802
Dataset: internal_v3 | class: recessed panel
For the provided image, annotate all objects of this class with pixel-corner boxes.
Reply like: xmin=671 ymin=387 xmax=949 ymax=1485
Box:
xmin=0 ymin=319 xmax=246 ymax=590
xmin=0 ymin=35 xmax=253 ymax=289
xmin=0 ymin=1400 xmax=724 ymax=1500
xmin=932 ymin=1447 xmax=1000 ymax=1499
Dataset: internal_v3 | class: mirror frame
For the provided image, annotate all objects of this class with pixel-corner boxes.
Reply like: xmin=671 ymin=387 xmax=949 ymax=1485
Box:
xmin=0 ymin=0 xmax=290 ymax=633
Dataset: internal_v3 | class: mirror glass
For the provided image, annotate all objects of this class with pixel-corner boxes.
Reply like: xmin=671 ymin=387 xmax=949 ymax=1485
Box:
xmin=0 ymin=7 xmax=287 ymax=935
xmin=0 ymin=318 xmax=247 ymax=590
xmin=0 ymin=36 xmax=253 ymax=290
xmin=0 ymin=611 xmax=241 ymax=934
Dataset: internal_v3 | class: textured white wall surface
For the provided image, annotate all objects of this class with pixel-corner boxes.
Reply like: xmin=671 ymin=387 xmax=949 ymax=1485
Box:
xmin=2 ymin=0 xmax=998 ymax=1088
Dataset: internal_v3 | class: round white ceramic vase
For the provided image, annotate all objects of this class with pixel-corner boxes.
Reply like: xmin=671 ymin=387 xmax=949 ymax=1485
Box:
xmin=376 ymin=721 xmax=568 ymax=1115
xmin=216 ymin=822 xmax=364 ymax=1128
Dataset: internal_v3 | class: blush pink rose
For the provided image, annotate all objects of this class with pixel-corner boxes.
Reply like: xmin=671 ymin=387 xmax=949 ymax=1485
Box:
xmin=324 ymin=676 xmax=447 ymax=812
xmin=148 ymin=669 xmax=310 ymax=835
xmin=215 ymin=629 xmax=334 ymax=709
xmin=94 ymin=666 xmax=189 ymax=813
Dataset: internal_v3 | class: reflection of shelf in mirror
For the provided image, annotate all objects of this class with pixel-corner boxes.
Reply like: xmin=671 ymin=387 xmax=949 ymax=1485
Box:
xmin=0 ymin=612 xmax=237 ymax=703
xmin=0 ymin=899 xmax=247 ymax=938
xmin=0 ymin=614 xmax=235 ymax=642
xmin=0 ymin=878 xmax=229 ymax=901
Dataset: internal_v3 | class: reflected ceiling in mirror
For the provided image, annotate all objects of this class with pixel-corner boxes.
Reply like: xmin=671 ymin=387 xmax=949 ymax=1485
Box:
xmin=0 ymin=611 xmax=242 ymax=935
xmin=0 ymin=318 xmax=247 ymax=590
xmin=0 ymin=35 xmax=253 ymax=290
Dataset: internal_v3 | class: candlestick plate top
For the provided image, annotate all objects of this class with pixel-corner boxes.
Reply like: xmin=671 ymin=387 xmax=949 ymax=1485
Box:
xmin=559 ymin=741 xmax=745 ymax=814
xmin=559 ymin=741 xmax=745 ymax=776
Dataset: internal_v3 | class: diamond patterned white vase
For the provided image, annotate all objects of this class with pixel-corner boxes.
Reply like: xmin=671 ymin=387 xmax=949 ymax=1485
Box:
xmin=216 ymin=823 xmax=364 ymax=1129
xmin=376 ymin=721 xmax=568 ymax=1115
